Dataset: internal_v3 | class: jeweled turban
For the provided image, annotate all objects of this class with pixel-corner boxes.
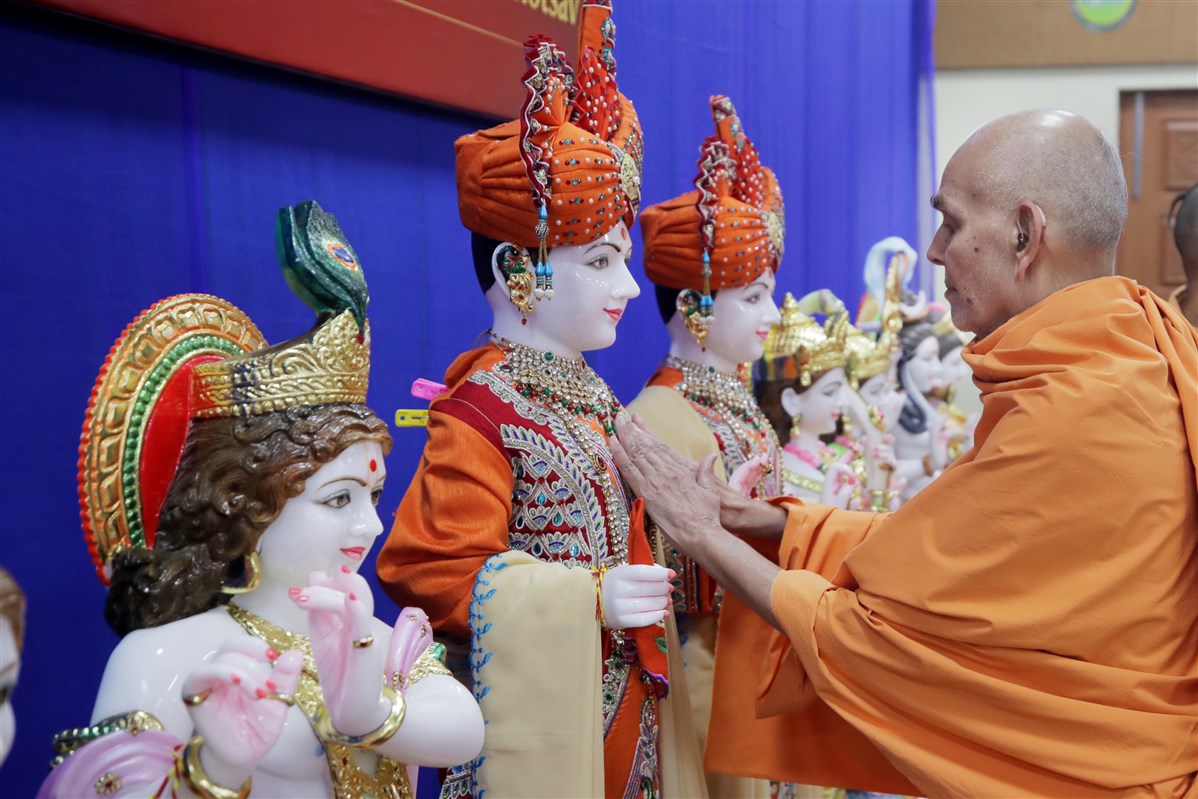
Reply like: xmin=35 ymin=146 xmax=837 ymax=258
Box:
xmin=641 ymin=95 xmax=785 ymax=290
xmin=455 ymin=0 xmax=643 ymax=249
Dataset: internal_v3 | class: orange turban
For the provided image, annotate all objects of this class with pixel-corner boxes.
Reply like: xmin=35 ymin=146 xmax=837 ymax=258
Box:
xmin=642 ymin=95 xmax=784 ymax=291
xmin=455 ymin=0 xmax=643 ymax=250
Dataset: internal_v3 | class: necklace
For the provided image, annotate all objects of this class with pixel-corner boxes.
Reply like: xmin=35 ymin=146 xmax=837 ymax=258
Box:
xmin=490 ymin=332 xmax=632 ymax=567
xmin=666 ymin=355 xmax=779 ymax=494
xmin=783 ymin=441 xmax=826 ymax=471
xmin=492 ymin=332 xmax=621 ymax=435
xmin=225 ymin=603 xmax=411 ymax=799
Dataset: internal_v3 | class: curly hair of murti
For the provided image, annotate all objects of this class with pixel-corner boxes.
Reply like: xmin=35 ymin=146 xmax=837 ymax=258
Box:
xmin=0 ymin=566 xmax=26 ymax=653
xmin=104 ymin=404 xmax=391 ymax=637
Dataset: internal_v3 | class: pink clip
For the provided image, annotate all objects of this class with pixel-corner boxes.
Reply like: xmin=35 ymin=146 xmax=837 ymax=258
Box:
xmin=411 ymin=378 xmax=448 ymax=401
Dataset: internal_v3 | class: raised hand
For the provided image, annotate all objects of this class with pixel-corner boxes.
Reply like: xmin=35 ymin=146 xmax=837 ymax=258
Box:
xmin=386 ymin=607 xmax=434 ymax=692
xmin=291 ymin=567 xmax=386 ymax=733
xmin=600 ymin=563 xmax=672 ymax=629
xmin=182 ymin=636 xmax=303 ymax=788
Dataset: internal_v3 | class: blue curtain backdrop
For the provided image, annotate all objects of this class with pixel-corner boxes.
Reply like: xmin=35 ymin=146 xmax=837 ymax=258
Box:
xmin=0 ymin=2 xmax=935 ymax=793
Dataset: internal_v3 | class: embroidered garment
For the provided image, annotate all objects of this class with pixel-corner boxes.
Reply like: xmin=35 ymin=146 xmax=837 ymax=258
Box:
xmin=378 ymin=344 xmax=704 ymax=799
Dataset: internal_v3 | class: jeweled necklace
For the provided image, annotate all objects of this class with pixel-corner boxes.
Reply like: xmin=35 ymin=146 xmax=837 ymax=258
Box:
xmin=492 ymin=332 xmax=622 ymax=435
xmin=490 ymin=332 xmax=631 ymax=566
xmin=226 ymin=603 xmax=410 ymax=799
xmin=667 ymin=355 xmax=775 ymax=456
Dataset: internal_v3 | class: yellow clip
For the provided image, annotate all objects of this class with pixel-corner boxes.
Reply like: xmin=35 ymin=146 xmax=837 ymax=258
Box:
xmin=394 ymin=409 xmax=430 ymax=428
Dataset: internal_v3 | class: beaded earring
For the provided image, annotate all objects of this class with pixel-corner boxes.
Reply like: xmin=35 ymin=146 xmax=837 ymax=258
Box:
xmin=677 ymin=289 xmax=712 ymax=350
xmin=499 ymin=245 xmax=535 ymax=324
xmin=790 ymin=412 xmax=803 ymax=440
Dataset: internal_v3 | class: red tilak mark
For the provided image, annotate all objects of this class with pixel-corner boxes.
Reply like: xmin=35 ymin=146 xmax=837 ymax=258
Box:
xmin=340 ymin=565 xmax=351 ymax=574
xmin=369 ymin=459 xmax=377 ymax=472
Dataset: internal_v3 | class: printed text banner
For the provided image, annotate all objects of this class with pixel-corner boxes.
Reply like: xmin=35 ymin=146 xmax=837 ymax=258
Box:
xmin=35 ymin=0 xmax=582 ymax=118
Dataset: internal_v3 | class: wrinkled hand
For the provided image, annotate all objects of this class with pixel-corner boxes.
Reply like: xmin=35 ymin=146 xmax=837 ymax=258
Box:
xmin=183 ymin=636 xmax=303 ymax=786
xmin=292 ymin=567 xmax=386 ymax=732
xmin=727 ymin=453 xmax=768 ymax=498
xmin=600 ymin=563 xmax=673 ymax=629
xmin=611 ymin=415 xmax=722 ymax=540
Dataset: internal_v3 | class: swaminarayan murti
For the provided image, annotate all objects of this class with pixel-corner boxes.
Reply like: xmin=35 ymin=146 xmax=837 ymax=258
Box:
xmin=375 ymin=2 xmax=706 ymax=797
xmin=627 ymin=94 xmax=784 ymax=798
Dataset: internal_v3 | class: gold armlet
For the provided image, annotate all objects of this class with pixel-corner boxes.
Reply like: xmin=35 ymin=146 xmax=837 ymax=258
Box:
xmin=406 ymin=645 xmax=452 ymax=688
xmin=309 ymin=684 xmax=406 ymax=750
xmin=180 ymin=737 xmax=252 ymax=799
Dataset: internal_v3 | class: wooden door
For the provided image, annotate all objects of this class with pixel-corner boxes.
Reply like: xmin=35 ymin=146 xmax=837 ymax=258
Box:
xmin=1117 ymin=89 xmax=1198 ymax=297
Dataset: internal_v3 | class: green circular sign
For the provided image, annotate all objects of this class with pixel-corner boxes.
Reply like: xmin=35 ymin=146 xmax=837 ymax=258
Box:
xmin=1071 ymin=0 xmax=1136 ymax=31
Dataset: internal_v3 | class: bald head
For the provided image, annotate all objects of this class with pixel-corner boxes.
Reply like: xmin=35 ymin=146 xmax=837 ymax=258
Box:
xmin=959 ymin=110 xmax=1127 ymax=257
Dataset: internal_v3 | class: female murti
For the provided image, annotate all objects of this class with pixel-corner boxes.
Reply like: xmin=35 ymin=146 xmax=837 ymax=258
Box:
xmin=891 ymin=313 xmax=949 ymax=499
xmin=376 ymin=3 xmax=702 ymax=797
xmin=755 ymin=294 xmax=860 ymax=509
xmin=43 ymin=202 xmax=482 ymax=798
xmin=627 ymin=94 xmax=782 ymax=798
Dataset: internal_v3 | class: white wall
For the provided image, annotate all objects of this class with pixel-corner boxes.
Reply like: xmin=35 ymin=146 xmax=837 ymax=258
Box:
xmin=929 ymin=64 xmax=1196 ymax=412
xmin=935 ymin=64 xmax=1197 ymax=167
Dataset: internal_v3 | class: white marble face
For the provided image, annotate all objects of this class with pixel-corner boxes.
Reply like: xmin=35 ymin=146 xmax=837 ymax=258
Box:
xmin=526 ymin=220 xmax=640 ymax=356
xmin=905 ymin=335 xmax=944 ymax=397
xmin=784 ymin=366 xmax=850 ymax=438
xmin=255 ymin=440 xmax=387 ymax=587
xmin=704 ymin=269 xmax=781 ymax=367
xmin=0 ymin=615 xmax=16 ymax=767
xmin=940 ymin=345 xmax=970 ymax=391
xmin=858 ymin=367 xmax=907 ymax=433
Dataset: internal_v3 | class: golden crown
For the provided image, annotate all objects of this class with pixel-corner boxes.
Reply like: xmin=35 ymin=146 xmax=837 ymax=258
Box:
xmin=759 ymin=292 xmax=848 ymax=387
xmin=192 ymin=309 xmax=369 ymax=418
xmin=843 ymin=326 xmax=891 ymax=389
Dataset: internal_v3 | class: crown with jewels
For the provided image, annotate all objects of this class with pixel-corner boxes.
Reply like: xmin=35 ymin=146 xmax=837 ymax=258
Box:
xmin=757 ymin=292 xmax=849 ymax=387
xmin=78 ymin=200 xmax=370 ymax=582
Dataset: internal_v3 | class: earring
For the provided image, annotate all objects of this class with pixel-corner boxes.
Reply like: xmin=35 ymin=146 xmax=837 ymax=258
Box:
xmin=677 ymin=289 xmax=712 ymax=350
xmin=533 ymin=203 xmax=554 ymax=300
xmin=500 ymin=246 xmax=534 ymax=324
xmin=221 ymin=551 xmax=261 ymax=595
xmin=790 ymin=413 xmax=802 ymax=440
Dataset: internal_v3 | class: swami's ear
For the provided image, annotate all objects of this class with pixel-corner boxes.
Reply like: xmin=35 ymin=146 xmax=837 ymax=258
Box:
xmin=1014 ymin=201 xmax=1046 ymax=280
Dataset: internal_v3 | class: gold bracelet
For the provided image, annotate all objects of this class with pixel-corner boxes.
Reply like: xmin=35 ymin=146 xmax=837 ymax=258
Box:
xmin=309 ymin=684 xmax=406 ymax=750
xmin=181 ymin=737 xmax=252 ymax=799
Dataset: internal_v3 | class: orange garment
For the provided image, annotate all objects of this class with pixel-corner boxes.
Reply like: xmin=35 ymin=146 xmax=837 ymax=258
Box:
xmin=721 ymin=276 xmax=1198 ymax=797
xmin=378 ymin=345 xmax=663 ymax=798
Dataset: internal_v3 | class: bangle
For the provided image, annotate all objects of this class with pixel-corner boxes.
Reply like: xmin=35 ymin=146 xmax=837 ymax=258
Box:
xmin=180 ymin=737 xmax=252 ymax=799
xmin=593 ymin=565 xmax=608 ymax=628
xmin=309 ymin=684 xmax=406 ymax=749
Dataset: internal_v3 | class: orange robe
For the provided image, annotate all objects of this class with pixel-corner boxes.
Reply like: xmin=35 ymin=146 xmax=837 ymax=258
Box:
xmin=712 ymin=276 xmax=1198 ymax=797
